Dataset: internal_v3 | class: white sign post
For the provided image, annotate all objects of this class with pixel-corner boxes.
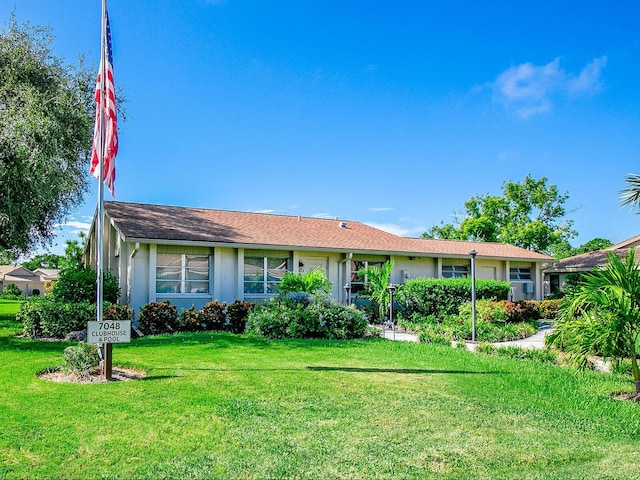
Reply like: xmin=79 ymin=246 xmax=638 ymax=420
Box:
xmin=87 ymin=321 xmax=131 ymax=344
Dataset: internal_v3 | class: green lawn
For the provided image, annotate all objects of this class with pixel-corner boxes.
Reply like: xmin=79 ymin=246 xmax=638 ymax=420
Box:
xmin=1 ymin=304 xmax=640 ymax=479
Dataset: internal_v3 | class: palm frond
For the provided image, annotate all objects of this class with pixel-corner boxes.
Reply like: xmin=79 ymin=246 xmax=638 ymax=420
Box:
xmin=619 ymin=173 xmax=640 ymax=212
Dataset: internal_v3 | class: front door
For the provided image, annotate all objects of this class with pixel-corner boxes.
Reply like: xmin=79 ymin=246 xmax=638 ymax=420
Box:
xmin=299 ymin=257 xmax=328 ymax=274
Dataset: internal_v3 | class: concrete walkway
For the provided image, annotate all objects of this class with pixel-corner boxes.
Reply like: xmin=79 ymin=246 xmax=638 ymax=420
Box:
xmin=381 ymin=321 xmax=553 ymax=350
xmin=382 ymin=322 xmax=611 ymax=372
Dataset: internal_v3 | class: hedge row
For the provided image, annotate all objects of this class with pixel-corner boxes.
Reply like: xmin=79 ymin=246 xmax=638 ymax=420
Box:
xmin=396 ymin=277 xmax=511 ymax=320
xmin=18 ymin=297 xmax=133 ymax=339
xmin=137 ymin=300 xmax=254 ymax=335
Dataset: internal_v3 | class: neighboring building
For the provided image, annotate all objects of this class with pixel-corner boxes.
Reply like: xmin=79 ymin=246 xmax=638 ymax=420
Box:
xmin=85 ymin=201 xmax=553 ymax=315
xmin=542 ymin=234 xmax=640 ymax=296
xmin=0 ymin=265 xmax=59 ymax=296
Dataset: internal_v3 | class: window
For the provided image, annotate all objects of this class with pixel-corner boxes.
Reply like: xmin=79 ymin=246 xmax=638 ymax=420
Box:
xmin=350 ymin=260 xmax=383 ymax=294
xmin=510 ymin=267 xmax=532 ymax=280
xmin=244 ymin=256 xmax=288 ymax=295
xmin=156 ymin=253 xmax=210 ymax=294
xmin=442 ymin=265 xmax=469 ymax=278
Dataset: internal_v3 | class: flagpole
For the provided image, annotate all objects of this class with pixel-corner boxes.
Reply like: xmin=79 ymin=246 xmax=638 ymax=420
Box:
xmin=97 ymin=0 xmax=110 ymax=379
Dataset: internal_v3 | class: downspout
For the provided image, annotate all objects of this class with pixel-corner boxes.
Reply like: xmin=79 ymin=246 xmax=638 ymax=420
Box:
xmin=126 ymin=242 xmax=140 ymax=306
xmin=340 ymin=253 xmax=353 ymax=303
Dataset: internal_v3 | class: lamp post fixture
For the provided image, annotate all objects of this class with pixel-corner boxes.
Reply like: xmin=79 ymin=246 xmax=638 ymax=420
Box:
xmin=470 ymin=250 xmax=477 ymax=343
xmin=388 ymin=283 xmax=397 ymax=340
xmin=343 ymin=283 xmax=351 ymax=306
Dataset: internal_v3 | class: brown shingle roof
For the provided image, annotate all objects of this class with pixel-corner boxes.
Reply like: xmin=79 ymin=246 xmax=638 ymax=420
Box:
xmin=544 ymin=248 xmax=633 ymax=272
xmin=103 ymin=201 xmax=552 ymax=261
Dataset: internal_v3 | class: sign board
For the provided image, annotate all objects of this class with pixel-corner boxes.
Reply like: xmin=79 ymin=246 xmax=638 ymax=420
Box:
xmin=87 ymin=321 xmax=131 ymax=344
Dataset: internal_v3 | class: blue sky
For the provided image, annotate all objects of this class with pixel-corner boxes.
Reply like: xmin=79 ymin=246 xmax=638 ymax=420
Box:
xmin=4 ymin=1 xmax=640 ymax=255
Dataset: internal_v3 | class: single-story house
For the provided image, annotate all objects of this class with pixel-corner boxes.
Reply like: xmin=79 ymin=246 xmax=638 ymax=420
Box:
xmin=85 ymin=201 xmax=553 ymax=315
xmin=0 ymin=265 xmax=59 ymax=296
xmin=542 ymin=234 xmax=640 ymax=295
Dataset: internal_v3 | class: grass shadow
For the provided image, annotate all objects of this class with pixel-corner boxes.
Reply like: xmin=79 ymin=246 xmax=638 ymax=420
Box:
xmin=0 ymin=335 xmax=69 ymax=353
xmin=307 ymin=366 xmax=501 ymax=375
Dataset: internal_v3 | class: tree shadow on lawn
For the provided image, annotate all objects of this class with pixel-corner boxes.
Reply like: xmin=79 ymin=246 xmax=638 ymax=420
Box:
xmin=0 ymin=335 xmax=69 ymax=353
xmin=142 ymin=365 xmax=503 ymax=376
xmin=307 ymin=366 xmax=502 ymax=375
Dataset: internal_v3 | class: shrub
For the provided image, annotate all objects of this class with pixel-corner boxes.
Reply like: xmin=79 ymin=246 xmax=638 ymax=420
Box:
xmin=279 ymin=268 xmax=332 ymax=295
xmin=1 ymin=283 xmax=22 ymax=298
xmin=179 ymin=305 xmax=205 ymax=332
xmin=459 ymin=300 xmax=509 ymax=324
xmin=407 ymin=311 xmax=537 ymax=344
xmin=200 ymin=301 xmax=227 ymax=331
xmin=17 ymin=297 xmax=46 ymax=337
xmin=611 ymin=359 xmax=634 ymax=376
xmin=417 ymin=325 xmax=452 ymax=346
xmin=227 ymin=300 xmax=254 ymax=334
xmin=396 ymin=278 xmax=510 ymax=321
xmin=103 ymin=303 xmax=134 ymax=321
xmin=18 ymin=298 xmax=129 ymax=339
xmin=476 ymin=344 xmax=557 ymax=364
xmin=538 ymin=299 xmax=562 ymax=320
xmin=138 ymin=301 xmax=179 ymax=335
xmin=18 ymin=298 xmax=95 ymax=338
xmin=246 ymin=295 xmax=368 ymax=340
xmin=52 ymin=266 xmax=120 ymax=304
xmin=501 ymin=300 xmax=540 ymax=323
xmin=43 ymin=301 xmax=95 ymax=338
xmin=62 ymin=342 xmax=100 ymax=377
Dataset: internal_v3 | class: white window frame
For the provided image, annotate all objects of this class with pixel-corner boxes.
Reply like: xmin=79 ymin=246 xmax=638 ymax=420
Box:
xmin=156 ymin=253 xmax=210 ymax=295
xmin=510 ymin=267 xmax=532 ymax=281
xmin=442 ymin=265 xmax=469 ymax=278
xmin=244 ymin=256 xmax=289 ymax=296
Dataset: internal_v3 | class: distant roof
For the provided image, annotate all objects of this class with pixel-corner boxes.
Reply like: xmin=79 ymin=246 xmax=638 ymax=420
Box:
xmin=102 ymin=201 xmax=552 ymax=261
xmin=544 ymin=248 xmax=633 ymax=273
xmin=0 ymin=266 xmax=59 ymax=281
xmin=607 ymin=234 xmax=640 ymax=250
xmin=543 ymin=233 xmax=640 ymax=273
xmin=0 ymin=265 xmax=40 ymax=282
xmin=33 ymin=268 xmax=60 ymax=279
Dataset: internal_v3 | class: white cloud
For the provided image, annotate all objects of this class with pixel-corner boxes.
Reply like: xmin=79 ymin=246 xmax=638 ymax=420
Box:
xmin=570 ymin=56 xmax=607 ymax=95
xmin=312 ymin=212 xmax=336 ymax=219
xmin=63 ymin=221 xmax=92 ymax=231
xmin=491 ymin=56 xmax=607 ymax=118
xmin=368 ymin=207 xmax=394 ymax=212
xmin=251 ymin=209 xmax=278 ymax=214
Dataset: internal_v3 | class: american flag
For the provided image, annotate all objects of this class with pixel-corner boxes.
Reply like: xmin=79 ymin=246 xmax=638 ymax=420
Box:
xmin=90 ymin=9 xmax=118 ymax=197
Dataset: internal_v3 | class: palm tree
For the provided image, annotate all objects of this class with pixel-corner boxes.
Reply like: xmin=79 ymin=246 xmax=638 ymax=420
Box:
xmin=619 ymin=173 xmax=640 ymax=213
xmin=549 ymin=249 xmax=640 ymax=394
xmin=358 ymin=261 xmax=394 ymax=321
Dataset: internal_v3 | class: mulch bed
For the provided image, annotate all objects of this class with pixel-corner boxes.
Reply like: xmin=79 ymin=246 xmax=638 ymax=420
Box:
xmin=38 ymin=367 xmax=145 ymax=383
xmin=610 ymin=391 xmax=640 ymax=402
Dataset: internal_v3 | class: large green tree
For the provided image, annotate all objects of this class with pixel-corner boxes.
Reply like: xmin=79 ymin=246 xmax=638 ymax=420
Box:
xmin=549 ymin=237 xmax=613 ymax=260
xmin=0 ymin=16 xmax=94 ymax=255
xmin=21 ymin=252 xmax=63 ymax=271
xmin=423 ymin=175 xmax=576 ymax=254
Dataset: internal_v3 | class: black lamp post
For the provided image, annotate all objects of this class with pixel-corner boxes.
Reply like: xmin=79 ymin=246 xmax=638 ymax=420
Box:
xmin=470 ymin=250 xmax=477 ymax=342
xmin=388 ymin=283 xmax=397 ymax=340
